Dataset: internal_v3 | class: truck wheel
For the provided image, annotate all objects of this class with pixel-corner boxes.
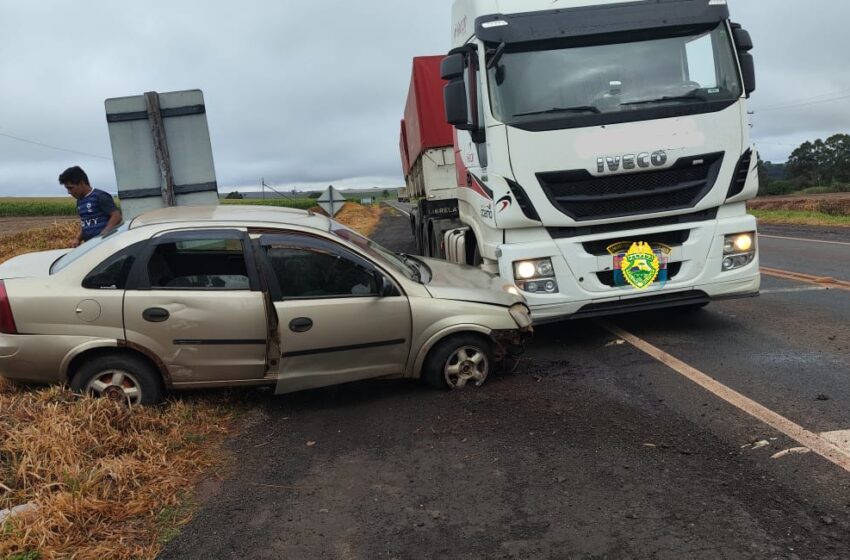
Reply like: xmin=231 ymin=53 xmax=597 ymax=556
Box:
xmin=422 ymin=334 xmax=494 ymax=390
xmin=70 ymin=353 xmax=164 ymax=405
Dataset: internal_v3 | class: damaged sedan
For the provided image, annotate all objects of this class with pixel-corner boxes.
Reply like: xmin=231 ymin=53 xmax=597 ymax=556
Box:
xmin=0 ymin=205 xmax=531 ymax=404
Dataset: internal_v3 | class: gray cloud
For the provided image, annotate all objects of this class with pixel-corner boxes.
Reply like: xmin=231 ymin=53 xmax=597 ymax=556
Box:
xmin=1 ymin=0 xmax=848 ymax=196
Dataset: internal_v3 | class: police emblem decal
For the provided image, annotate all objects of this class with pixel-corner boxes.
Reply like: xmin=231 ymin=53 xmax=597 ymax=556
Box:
xmin=607 ymin=241 xmax=672 ymax=290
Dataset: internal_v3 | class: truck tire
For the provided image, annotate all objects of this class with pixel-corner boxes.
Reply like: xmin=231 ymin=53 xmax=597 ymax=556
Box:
xmin=422 ymin=333 xmax=494 ymax=390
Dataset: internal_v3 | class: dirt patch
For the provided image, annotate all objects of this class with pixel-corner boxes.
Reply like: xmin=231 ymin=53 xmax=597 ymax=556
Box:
xmin=0 ymin=216 xmax=76 ymax=237
xmin=748 ymin=193 xmax=850 ymax=216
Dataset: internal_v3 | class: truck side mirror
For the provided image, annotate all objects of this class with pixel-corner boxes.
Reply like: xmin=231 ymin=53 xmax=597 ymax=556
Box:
xmin=441 ymin=54 xmax=465 ymax=80
xmin=731 ymin=23 xmax=756 ymax=97
xmin=444 ymin=80 xmax=471 ymax=128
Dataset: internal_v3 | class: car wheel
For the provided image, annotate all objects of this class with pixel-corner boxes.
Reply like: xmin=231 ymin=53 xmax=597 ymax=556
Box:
xmin=422 ymin=334 xmax=494 ymax=390
xmin=70 ymin=354 xmax=164 ymax=405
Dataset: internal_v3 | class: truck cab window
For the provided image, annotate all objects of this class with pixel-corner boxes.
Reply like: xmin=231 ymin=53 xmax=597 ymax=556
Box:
xmin=487 ymin=23 xmax=742 ymax=126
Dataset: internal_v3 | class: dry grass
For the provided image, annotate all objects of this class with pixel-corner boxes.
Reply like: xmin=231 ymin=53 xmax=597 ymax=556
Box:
xmin=0 ymin=380 xmax=236 ymax=559
xmin=0 ymin=223 xmax=78 ymax=265
xmin=325 ymin=202 xmax=383 ymax=237
xmin=748 ymin=195 xmax=850 ymax=217
xmin=0 ymin=203 xmax=385 ymax=559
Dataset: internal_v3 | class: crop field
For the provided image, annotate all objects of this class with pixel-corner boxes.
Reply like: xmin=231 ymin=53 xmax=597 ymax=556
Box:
xmin=0 ymin=197 xmax=77 ymax=217
xmin=0 ymin=196 xmax=322 ymax=218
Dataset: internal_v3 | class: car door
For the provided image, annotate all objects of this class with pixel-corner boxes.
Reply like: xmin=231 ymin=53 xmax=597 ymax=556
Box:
xmin=255 ymin=232 xmax=412 ymax=394
xmin=123 ymin=229 xmax=275 ymax=386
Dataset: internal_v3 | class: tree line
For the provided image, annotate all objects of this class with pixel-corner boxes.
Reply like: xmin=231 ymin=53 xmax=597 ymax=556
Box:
xmin=758 ymin=133 xmax=850 ymax=196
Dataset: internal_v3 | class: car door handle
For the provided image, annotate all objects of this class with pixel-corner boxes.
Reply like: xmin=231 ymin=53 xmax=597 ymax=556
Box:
xmin=142 ymin=307 xmax=170 ymax=322
xmin=289 ymin=317 xmax=313 ymax=333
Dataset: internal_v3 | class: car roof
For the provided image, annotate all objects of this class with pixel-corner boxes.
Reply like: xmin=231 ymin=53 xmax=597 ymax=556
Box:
xmin=129 ymin=204 xmax=334 ymax=231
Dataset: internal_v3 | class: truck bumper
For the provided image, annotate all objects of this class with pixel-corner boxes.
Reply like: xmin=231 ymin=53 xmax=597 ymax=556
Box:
xmin=498 ymin=211 xmax=761 ymax=322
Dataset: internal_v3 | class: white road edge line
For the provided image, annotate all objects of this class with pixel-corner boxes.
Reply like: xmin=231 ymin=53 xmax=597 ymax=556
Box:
xmin=599 ymin=321 xmax=850 ymax=474
xmin=760 ymin=234 xmax=850 ymax=247
xmin=760 ymin=286 xmax=829 ymax=294
xmin=387 ymin=203 xmax=410 ymax=217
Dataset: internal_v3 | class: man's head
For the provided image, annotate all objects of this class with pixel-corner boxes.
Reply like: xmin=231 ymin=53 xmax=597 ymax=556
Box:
xmin=59 ymin=166 xmax=92 ymax=200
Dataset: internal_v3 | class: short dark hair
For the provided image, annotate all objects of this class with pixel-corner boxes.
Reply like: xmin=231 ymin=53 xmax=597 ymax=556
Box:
xmin=58 ymin=166 xmax=89 ymax=186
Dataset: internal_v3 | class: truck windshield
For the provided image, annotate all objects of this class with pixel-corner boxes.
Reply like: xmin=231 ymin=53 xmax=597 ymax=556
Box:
xmin=487 ymin=23 xmax=742 ymax=126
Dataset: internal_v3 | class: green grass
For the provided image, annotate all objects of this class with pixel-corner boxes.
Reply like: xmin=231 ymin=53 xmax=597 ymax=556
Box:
xmin=0 ymin=197 xmax=317 ymax=217
xmin=0 ymin=197 xmax=76 ymax=217
xmin=220 ymin=198 xmax=317 ymax=210
xmin=751 ymin=209 xmax=850 ymax=227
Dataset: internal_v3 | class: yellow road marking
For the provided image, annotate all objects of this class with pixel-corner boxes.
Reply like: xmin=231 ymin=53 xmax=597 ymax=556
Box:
xmin=600 ymin=322 xmax=850 ymax=474
xmin=761 ymin=266 xmax=850 ymax=291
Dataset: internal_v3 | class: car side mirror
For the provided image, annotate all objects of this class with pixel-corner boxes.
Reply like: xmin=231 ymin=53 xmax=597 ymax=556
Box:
xmin=377 ymin=274 xmax=396 ymax=297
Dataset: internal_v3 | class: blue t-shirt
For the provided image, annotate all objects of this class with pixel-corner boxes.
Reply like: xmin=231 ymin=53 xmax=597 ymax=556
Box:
xmin=78 ymin=188 xmax=118 ymax=241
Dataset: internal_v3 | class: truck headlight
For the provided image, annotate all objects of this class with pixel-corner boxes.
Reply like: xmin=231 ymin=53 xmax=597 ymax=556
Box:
xmin=722 ymin=232 xmax=756 ymax=271
xmin=509 ymin=303 xmax=533 ymax=329
xmin=512 ymin=258 xmax=559 ymax=293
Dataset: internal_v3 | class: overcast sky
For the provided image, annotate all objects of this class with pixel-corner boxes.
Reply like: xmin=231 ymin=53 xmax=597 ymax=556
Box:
xmin=1 ymin=0 xmax=848 ymax=196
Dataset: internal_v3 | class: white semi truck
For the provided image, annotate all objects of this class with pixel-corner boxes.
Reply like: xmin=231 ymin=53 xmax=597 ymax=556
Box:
xmin=402 ymin=0 xmax=760 ymax=322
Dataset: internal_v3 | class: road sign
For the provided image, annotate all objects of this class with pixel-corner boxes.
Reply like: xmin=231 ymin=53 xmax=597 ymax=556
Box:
xmin=317 ymin=186 xmax=346 ymax=217
xmin=361 ymin=197 xmax=373 ymax=205
xmin=105 ymin=89 xmax=219 ymax=220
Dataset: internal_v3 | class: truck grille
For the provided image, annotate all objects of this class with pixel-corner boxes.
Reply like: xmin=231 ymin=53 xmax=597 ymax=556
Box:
xmin=537 ymin=153 xmax=724 ymax=221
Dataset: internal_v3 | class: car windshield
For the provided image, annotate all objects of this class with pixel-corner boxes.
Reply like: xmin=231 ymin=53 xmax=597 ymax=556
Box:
xmin=330 ymin=223 xmax=425 ymax=282
xmin=488 ymin=23 xmax=742 ymax=125
xmin=50 ymin=222 xmax=130 ymax=274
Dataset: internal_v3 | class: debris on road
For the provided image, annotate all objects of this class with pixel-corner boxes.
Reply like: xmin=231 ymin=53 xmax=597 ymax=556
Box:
xmin=771 ymin=447 xmax=811 ymax=460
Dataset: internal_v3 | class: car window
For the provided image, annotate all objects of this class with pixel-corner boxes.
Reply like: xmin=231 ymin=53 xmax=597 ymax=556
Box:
xmin=50 ymin=222 xmax=130 ymax=274
xmin=261 ymin=238 xmax=378 ymax=300
xmin=82 ymin=242 xmax=144 ymax=290
xmin=147 ymin=237 xmax=250 ymax=290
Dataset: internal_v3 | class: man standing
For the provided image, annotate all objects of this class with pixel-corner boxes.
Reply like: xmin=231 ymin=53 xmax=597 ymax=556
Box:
xmin=58 ymin=166 xmax=122 ymax=247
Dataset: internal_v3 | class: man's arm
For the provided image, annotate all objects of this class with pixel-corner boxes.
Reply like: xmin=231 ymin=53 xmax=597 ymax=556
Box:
xmin=71 ymin=228 xmax=84 ymax=248
xmin=101 ymin=208 xmax=123 ymax=235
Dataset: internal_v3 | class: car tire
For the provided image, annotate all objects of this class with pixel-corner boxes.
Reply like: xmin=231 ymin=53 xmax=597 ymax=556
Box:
xmin=422 ymin=333 xmax=494 ymax=390
xmin=70 ymin=353 xmax=164 ymax=405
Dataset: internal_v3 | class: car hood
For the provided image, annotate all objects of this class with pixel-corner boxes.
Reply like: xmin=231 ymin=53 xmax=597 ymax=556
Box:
xmin=0 ymin=249 xmax=70 ymax=279
xmin=418 ymin=257 xmax=523 ymax=307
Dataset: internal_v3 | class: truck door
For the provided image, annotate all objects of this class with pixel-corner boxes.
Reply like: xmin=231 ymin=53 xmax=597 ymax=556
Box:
xmin=255 ymin=232 xmax=412 ymax=395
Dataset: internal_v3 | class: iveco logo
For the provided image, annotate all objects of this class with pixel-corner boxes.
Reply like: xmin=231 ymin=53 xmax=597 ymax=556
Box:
xmin=597 ymin=150 xmax=668 ymax=173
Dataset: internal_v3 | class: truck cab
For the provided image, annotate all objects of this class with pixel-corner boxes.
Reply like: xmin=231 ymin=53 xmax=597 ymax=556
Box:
xmin=437 ymin=0 xmax=759 ymax=321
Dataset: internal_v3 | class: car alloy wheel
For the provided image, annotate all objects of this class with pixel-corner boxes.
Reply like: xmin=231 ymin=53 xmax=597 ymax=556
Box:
xmin=422 ymin=333 xmax=495 ymax=390
xmin=84 ymin=369 xmax=144 ymax=405
xmin=443 ymin=344 xmax=490 ymax=388
xmin=71 ymin=353 xmax=164 ymax=405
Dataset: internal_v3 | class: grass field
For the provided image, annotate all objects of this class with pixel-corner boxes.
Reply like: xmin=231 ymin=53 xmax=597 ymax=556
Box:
xmin=0 ymin=197 xmax=77 ymax=217
xmin=751 ymin=209 xmax=850 ymax=227
xmin=0 ymin=197 xmax=320 ymax=217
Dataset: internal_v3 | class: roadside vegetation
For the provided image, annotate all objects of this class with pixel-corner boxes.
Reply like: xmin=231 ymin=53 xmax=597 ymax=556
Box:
xmin=748 ymin=193 xmax=850 ymax=227
xmin=0 ymin=196 xmax=325 ymax=216
xmin=0 ymin=198 xmax=77 ymax=217
xmin=0 ymin=202 xmax=382 ymax=560
xmin=757 ymin=132 xmax=850 ymax=197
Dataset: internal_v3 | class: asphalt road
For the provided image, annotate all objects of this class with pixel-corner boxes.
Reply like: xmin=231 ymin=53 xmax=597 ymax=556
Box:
xmin=160 ymin=210 xmax=849 ymax=560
